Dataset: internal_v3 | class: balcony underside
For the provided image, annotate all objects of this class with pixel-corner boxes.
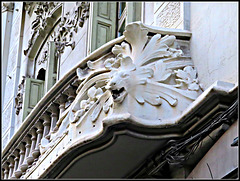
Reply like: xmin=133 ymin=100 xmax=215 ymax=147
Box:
xmin=31 ymin=81 xmax=238 ymax=179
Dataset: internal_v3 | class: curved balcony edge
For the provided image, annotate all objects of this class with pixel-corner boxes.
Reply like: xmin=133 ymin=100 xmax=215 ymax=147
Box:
xmin=2 ymin=35 xmax=125 ymax=158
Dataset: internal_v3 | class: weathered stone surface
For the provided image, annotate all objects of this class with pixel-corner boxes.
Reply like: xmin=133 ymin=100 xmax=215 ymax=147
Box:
xmin=143 ymin=2 xmax=184 ymax=29
xmin=7 ymin=43 xmax=18 ymax=76
xmin=155 ymin=2 xmax=183 ymax=29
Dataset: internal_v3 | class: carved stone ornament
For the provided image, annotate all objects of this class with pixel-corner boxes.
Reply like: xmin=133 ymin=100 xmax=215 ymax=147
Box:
xmin=15 ymin=76 xmax=26 ymax=115
xmin=38 ymin=42 xmax=49 ymax=65
xmin=103 ymin=23 xmax=202 ymax=125
xmin=40 ymin=22 xmax=203 ymax=153
xmin=23 ymin=2 xmax=59 ymax=56
xmin=51 ymin=2 xmax=90 ymax=59
xmin=2 ymin=2 xmax=14 ymax=13
xmin=24 ymin=2 xmax=36 ymax=15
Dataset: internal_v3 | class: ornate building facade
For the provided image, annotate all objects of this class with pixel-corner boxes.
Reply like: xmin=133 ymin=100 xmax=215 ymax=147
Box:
xmin=1 ymin=2 xmax=238 ymax=179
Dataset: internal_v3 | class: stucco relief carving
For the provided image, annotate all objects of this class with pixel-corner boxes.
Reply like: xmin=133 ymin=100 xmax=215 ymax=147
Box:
xmin=2 ymin=2 xmax=14 ymax=13
xmin=102 ymin=23 xmax=202 ymax=125
xmin=23 ymin=2 xmax=59 ymax=56
xmin=156 ymin=2 xmax=181 ymax=28
xmin=39 ymin=23 xmax=202 ymax=153
xmin=38 ymin=42 xmax=49 ymax=65
xmin=15 ymin=76 xmax=26 ymax=115
xmin=52 ymin=2 xmax=90 ymax=59
xmin=24 ymin=2 xmax=36 ymax=15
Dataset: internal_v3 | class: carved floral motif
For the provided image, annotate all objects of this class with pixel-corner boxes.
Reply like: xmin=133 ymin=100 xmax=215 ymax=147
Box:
xmin=174 ymin=66 xmax=200 ymax=91
xmin=15 ymin=76 xmax=26 ymax=115
xmin=52 ymin=2 xmax=90 ymax=59
xmin=104 ymin=23 xmax=199 ymax=107
xmin=72 ymin=86 xmax=104 ymax=124
xmin=40 ymin=22 xmax=202 ymax=153
xmin=24 ymin=2 xmax=59 ymax=56
xmin=38 ymin=42 xmax=48 ymax=65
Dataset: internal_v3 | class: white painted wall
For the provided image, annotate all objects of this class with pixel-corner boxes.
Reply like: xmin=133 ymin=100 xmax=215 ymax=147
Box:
xmin=1 ymin=2 xmax=23 ymax=149
xmin=190 ymin=2 xmax=238 ymax=89
xmin=59 ymin=3 xmax=88 ymax=79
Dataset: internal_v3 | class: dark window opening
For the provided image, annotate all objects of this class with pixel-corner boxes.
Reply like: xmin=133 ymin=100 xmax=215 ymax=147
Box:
xmin=117 ymin=2 xmax=127 ymax=37
xmin=37 ymin=68 xmax=46 ymax=81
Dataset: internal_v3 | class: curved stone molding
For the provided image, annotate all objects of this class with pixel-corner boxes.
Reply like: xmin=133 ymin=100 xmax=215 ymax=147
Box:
xmin=23 ymin=2 xmax=62 ymax=58
xmin=37 ymin=42 xmax=49 ymax=65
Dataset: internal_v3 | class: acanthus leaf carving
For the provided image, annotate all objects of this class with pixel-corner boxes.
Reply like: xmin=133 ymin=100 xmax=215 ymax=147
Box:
xmin=104 ymin=23 xmax=198 ymax=109
xmin=153 ymin=60 xmax=173 ymax=82
xmin=40 ymin=22 xmax=203 ymax=154
xmin=174 ymin=66 xmax=200 ymax=91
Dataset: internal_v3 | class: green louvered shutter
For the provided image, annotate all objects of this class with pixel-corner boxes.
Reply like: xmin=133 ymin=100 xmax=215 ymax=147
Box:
xmin=22 ymin=78 xmax=44 ymax=121
xmin=89 ymin=2 xmax=117 ymax=53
